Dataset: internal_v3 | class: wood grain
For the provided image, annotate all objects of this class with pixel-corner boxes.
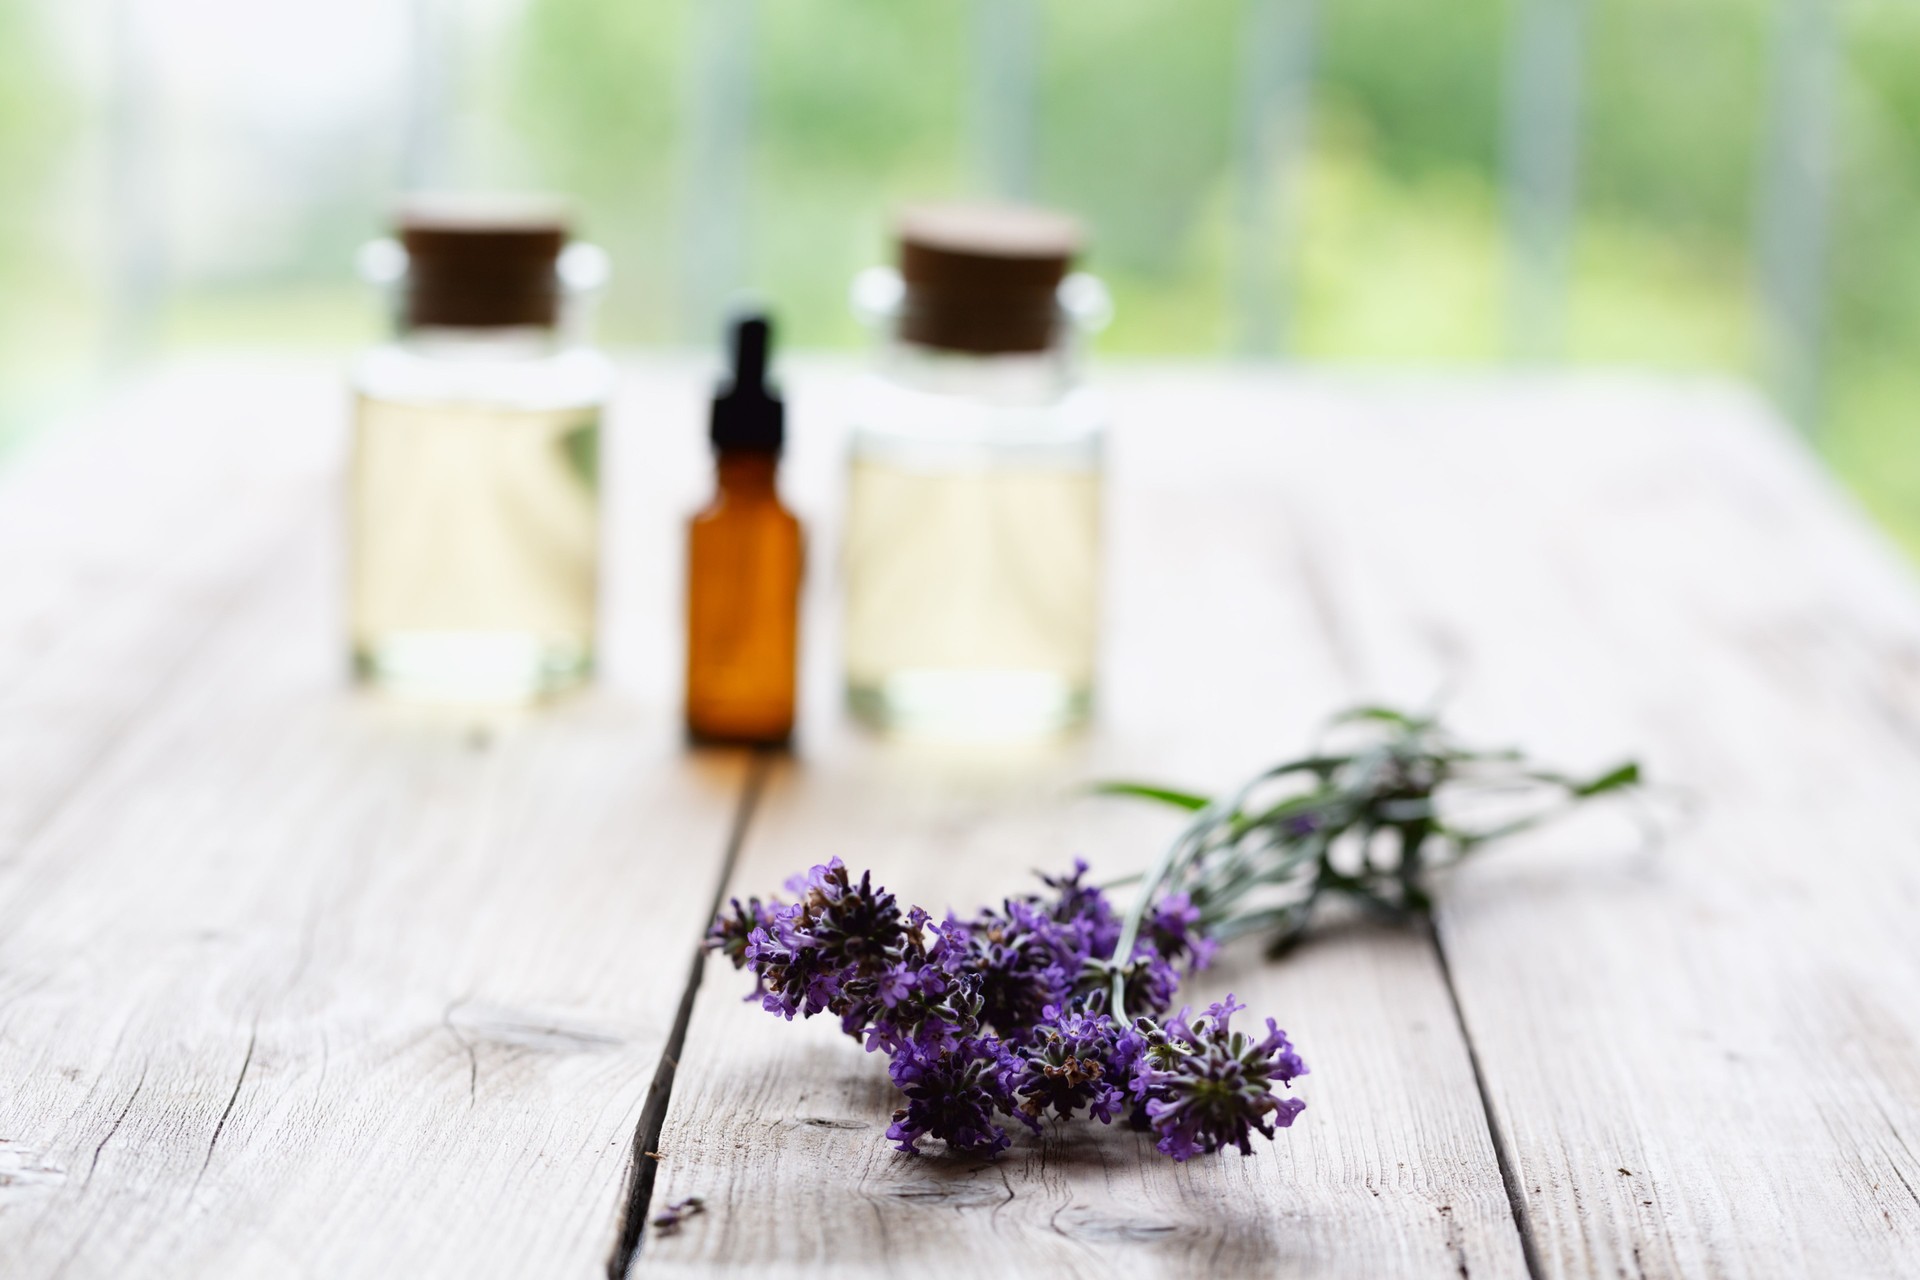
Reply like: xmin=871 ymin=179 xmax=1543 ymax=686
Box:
xmin=1236 ymin=375 xmax=1920 ymax=1279
xmin=0 ymin=361 xmax=340 ymax=856
xmin=0 ymin=360 xmax=750 ymax=1277
xmin=639 ymin=370 xmax=1531 ymax=1278
xmin=10 ymin=360 xmax=1920 ymax=1278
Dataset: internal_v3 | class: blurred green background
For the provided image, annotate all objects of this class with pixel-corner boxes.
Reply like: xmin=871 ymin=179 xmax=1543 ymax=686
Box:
xmin=1 ymin=0 xmax=1916 ymax=554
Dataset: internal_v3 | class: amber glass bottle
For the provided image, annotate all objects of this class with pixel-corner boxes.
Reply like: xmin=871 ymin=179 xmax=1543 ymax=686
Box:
xmin=686 ymin=314 xmax=803 ymax=745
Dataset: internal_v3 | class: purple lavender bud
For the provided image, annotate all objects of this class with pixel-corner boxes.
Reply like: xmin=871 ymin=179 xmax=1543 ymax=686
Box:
xmin=1013 ymin=1005 xmax=1131 ymax=1126
xmin=1282 ymin=810 xmax=1324 ymax=838
xmin=857 ymin=966 xmax=983 ymax=1057
xmin=1040 ymin=857 xmax=1123 ymax=958
xmin=792 ymin=858 xmax=906 ymax=972
xmin=885 ymin=1036 xmax=1021 ymax=1157
xmin=704 ymin=895 xmax=781 ymax=968
xmin=649 ymin=1195 xmax=705 ymax=1235
xmin=1145 ymin=892 xmax=1216 ymax=973
xmin=1131 ymin=994 xmax=1308 ymax=1161
xmin=734 ymin=859 xmax=908 ymax=1022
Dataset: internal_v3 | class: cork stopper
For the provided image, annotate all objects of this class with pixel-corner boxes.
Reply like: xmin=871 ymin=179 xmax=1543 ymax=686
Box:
xmin=895 ymin=203 xmax=1082 ymax=354
xmin=396 ymin=194 xmax=571 ymax=330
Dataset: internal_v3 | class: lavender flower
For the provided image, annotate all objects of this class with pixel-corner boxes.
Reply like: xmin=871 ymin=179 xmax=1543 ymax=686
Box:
xmin=650 ymin=1196 xmax=705 ymax=1235
xmin=1039 ymin=858 xmax=1123 ymax=958
xmin=942 ymin=898 xmax=1081 ymax=1044
xmin=739 ymin=858 xmax=904 ymax=1020
xmin=1144 ymin=892 xmax=1217 ymax=974
xmin=886 ymin=1035 xmax=1020 ymax=1156
xmin=854 ymin=960 xmax=984 ymax=1057
xmin=706 ymin=896 xmax=778 ymax=969
xmin=739 ymin=909 xmax=834 ymax=1019
xmin=1012 ymin=1005 xmax=1138 ymax=1126
xmin=785 ymin=858 xmax=905 ymax=975
xmin=1131 ymin=994 xmax=1308 ymax=1161
xmin=704 ymin=859 xmax=1306 ymax=1164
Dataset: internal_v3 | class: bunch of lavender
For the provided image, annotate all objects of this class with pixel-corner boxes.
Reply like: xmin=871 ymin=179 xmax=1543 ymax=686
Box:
xmin=705 ymin=858 xmax=1306 ymax=1161
xmin=1098 ymin=705 xmax=1643 ymax=958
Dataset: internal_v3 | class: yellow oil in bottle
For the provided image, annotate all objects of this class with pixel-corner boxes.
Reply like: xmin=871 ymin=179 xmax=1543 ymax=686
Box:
xmin=349 ymin=396 xmax=599 ymax=700
xmin=843 ymin=457 xmax=1100 ymax=735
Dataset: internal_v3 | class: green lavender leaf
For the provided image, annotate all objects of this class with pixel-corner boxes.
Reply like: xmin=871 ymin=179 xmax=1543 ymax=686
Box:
xmin=1326 ymin=705 xmax=1429 ymax=730
xmin=1090 ymin=781 xmax=1213 ymax=811
xmin=1100 ymin=705 xmax=1645 ymax=999
xmin=1573 ymin=761 xmax=1641 ymax=796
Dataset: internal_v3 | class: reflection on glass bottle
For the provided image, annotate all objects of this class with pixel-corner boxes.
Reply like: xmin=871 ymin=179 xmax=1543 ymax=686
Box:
xmin=842 ymin=203 xmax=1110 ymax=737
xmin=347 ymin=197 xmax=614 ymax=701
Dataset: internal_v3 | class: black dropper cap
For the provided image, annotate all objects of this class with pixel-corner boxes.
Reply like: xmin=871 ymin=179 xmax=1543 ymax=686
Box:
xmin=710 ymin=312 xmax=785 ymax=453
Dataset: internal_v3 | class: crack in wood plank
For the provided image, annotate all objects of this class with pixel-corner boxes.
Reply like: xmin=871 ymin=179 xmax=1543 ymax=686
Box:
xmin=82 ymin=1063 xmax=148 ymax=1190
xmin=193 ymin=1023 xmax=258 ymax=1192
xmin=443 ymin=996 xmax=479 ymax=1108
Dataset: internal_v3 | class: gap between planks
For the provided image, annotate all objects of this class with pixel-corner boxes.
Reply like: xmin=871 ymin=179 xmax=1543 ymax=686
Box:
xmin=1428 ymin=917 xmax=1547 ymax=1280
xmin=608 ymin=749 xmax=775 ymax=1280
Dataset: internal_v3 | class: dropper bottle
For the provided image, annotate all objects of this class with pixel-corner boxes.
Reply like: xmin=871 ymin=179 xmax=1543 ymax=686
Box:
xmin=685 ymin=313 xmax=803 ymax=745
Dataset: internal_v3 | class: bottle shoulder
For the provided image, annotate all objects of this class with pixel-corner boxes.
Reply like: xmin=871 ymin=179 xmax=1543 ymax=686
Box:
xmin=691 ymin=489 xmax=803 ymax=532
xmin=848 ymin=373 xmax=1105 ymax=468
xmin=353 ymin=341 xmax=615 ymax=412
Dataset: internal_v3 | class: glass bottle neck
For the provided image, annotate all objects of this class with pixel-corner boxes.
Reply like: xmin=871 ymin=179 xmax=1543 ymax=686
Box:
xmin=876 ymin=338 xmax=1081 ymax=406
xmin=716 ymin=450 xmax=781 ymax=495
xmin=396 ymin=325 xmax=564 ymax=361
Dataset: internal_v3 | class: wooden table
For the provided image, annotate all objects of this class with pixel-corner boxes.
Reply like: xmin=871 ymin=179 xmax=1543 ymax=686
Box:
xmin=3 ymin=358 xmax=1917 ymax=1278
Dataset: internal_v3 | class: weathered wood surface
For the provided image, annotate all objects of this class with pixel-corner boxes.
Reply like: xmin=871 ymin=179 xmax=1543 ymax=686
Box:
xmin=6 ymin=361 xmax=1920 ymax=1279
xmin=0 ymin=363 xmax=338 ymax=856
xmin=642 ymin=367 xmax=1532 ymax=1278
xmin=1245 ymin=375 xmax=1920 ymax=1279
xmin=0 ymin=360 xmax=746 ymax=1277
xmin=643 ymin=369 xmax=1920 ymax=1278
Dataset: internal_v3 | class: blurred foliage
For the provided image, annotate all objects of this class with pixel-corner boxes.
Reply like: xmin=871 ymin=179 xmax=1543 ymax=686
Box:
xmin=748 ymin=0 xmax=968 ymax=347
xmin=0 ymin=3 xmax=60 ymax=241
xmin=1316 ymin=0 xmax=1506 ymax=182
xmin=2 ymin=0 xmax=1919 ymax=557
xmin=0 ymin=0 xmax=78 ymax=448
xmin=1581 ymin=0 xmax=1768 ymax=233
xmin=1038 ymin=0 xmax=1237 ymax=279
xmin=1831 ymin=0 xmax=1920 ymax=557
xmin=511 ymin=0 xmax=968 ymax=347
xmin=512 ymin=0 xmax=690 ymax=342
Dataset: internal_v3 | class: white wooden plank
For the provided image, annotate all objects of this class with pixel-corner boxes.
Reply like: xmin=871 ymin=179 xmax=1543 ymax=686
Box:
xmin=0 ymin=360 xmax=341 ymax=854
xmin=639 ymin=369 xmax=1530 ymax=1277
xmin=17 ymin=358 xmax=1911 ymax=1276
xmin=0 ymin=359 xmax=751 ymax=1276
xmin=1110 ymin=372 xmax=1920 ymax=1277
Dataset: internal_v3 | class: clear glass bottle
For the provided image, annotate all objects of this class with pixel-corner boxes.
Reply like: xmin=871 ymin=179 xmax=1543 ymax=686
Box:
xmin=348 ymin=198 xmax=614 ymax=701
xmin=842 ymin=204 xmax=1111 ymax=737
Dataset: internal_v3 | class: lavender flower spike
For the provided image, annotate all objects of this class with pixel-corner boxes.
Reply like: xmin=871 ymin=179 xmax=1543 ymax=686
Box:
xmin=886 ymin=1036 xmax=1020 ymax=1156
xmin=1012 ymin=1005 xmax=1135 ymax=1127
xmin=1132 ymin=994 xmax=1308 ymax=1161
xmin=705 ymin=859 xmax=1307 ymax=1165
